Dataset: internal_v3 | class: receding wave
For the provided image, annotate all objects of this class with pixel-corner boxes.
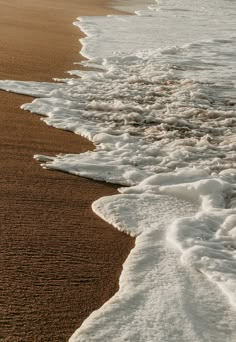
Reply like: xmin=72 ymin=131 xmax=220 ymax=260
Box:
xmin=0 ymin=0 xmax=236 ymax=340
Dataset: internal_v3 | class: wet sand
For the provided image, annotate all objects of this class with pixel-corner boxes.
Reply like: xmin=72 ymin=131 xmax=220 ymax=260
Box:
xmin=0 ymin=1 xmax=134 ymax=341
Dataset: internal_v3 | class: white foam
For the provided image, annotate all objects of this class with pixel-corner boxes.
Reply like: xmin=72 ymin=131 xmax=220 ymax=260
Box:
xmin=0 ymin=0 xmax=236 ymax=340
xmin=71 ymin=174 xmax=236 ymax=341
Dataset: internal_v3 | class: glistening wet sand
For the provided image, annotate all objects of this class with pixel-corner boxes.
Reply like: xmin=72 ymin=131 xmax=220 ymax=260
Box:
xmin=0 ymin=1 xmax=134 ymax=341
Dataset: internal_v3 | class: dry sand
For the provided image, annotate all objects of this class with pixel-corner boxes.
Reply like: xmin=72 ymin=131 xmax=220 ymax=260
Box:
xmin=0 ymin=1 xmax=134 ymax=341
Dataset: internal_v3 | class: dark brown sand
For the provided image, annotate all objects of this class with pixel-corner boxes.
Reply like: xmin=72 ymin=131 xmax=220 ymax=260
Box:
xmin=0 ymin=1 xmax=134 ymax=341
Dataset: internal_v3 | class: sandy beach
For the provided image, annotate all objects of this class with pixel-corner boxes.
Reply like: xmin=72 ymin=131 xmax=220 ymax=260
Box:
xmin=0 ymin=1 xmax=134 ymax=341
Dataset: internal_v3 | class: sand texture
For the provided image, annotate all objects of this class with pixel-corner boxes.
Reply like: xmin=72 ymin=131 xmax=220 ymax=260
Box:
xmin=0 ymin=1 xmax=134 ymax=341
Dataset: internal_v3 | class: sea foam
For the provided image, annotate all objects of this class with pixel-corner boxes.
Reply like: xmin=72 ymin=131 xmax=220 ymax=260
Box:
xmin=0 ymin=0 xmax=236 ymax=340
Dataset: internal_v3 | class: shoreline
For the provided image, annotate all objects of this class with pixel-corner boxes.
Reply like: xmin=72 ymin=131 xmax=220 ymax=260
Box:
xmin=0 ymin=0 xmax=126 ymax=82
xmin=0 ymin=1 xmax=134 ymax=341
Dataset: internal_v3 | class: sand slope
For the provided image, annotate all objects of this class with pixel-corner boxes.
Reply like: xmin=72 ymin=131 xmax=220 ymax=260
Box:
xmin=0 ymin=1 xmax=133 ymax=341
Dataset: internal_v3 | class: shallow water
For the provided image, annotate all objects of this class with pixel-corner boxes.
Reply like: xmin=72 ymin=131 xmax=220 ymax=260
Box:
xmin=0 ymin=0 xmax=236 ymax=340
xmin=109 ymin=0 xmax=154 ymax=12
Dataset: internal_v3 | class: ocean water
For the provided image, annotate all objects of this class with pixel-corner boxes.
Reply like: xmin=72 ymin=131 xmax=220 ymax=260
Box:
xmin=0 ymin=0 xmax=236 ymax=340
xmin=109 ymin=0 xmax=154 ymax=12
